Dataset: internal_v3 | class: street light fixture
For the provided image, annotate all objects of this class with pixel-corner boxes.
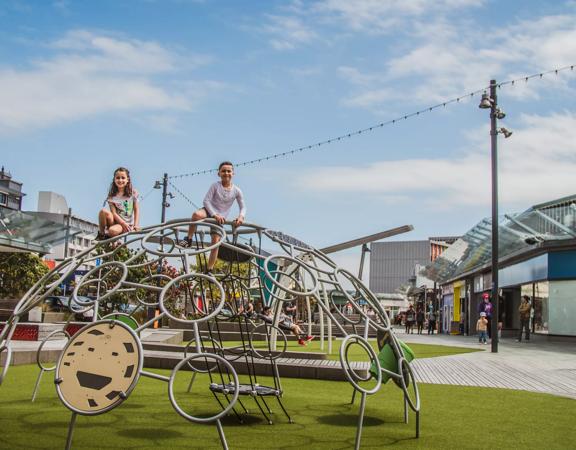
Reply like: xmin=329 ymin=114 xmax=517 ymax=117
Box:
xmin=478 ymin=79 xmax=512 ymax=353
xmin=479 ymin=92 xmax=492 ymax=109
xmin=495 ymin=108 xmax=506 ymax=120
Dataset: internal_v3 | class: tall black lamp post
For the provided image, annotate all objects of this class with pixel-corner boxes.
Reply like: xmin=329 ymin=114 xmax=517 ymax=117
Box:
xmin=479 ymin=79 xmax=512 ymax=353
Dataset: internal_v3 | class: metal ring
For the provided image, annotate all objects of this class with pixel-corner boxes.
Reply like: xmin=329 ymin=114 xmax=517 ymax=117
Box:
xmin=168 ymin=353 xmax=239 ymax=424
xmin=183 ymin=337 xmax=223 ymax=372
xmin=36 ymin=329 xmax=70 ymax=371
xmin=13 ymin=258 xmax=83 ymax=317
xmin=262 ymin=269 xmax=303 ymax=303
xmin=339 ymin=334 xmax=382 ymax=395
xmin=398 ymin=358 xmax=420 ymax=412
xmin=72 ymin=261 xmax=128 ymax=304
xmin=334 ymin=268 xmax=391 ymax=331
xmin=0 ymin=343 xmax=12 ymax=385
xmin=263 ymin=254 xmax=318 ymax=297
xmin=248 ymin=323 xmax=288 ymax=360
xmin=141 ymin=221 xmax=226 ymax=257
xmin=159 ymin=273 xmax=225 ymax=324
xmin=135 ymin=274 xmax=172 ymax=307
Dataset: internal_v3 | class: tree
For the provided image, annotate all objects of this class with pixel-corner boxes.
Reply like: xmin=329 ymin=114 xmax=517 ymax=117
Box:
xmin=0 ymin=252 xmax=49 ymax=298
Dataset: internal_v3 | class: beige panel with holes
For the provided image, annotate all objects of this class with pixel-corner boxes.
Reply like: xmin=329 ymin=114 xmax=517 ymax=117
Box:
xmin=57 ymin=322 xmax=141 ymax=414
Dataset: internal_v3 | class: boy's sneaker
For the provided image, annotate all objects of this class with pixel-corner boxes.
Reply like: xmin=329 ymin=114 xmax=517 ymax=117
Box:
xmin=95 ymin=232 xmax=109 ymax=241
xmin=178 ymin=237 xmax=193 ymax=248
xmin=305 ymin=335 xmax=314 ymax=342
xmin=297 ymin=338 xmax=306 ymax=346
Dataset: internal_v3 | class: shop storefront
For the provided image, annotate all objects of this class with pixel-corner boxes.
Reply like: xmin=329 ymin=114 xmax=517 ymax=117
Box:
xmin=500 ymin=251 xmax=576 ymax=335
xmin=441 ymin=284 xmax=453 ymax=334
xmin=424 ymin=194 xmax=576 ymax=338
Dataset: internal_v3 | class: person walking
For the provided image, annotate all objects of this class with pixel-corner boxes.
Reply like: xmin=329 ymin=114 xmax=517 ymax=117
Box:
xmin=416 ymin=307 xmax=425 ymax=335
xmin=517 ymin=295 xmax=531 ymax=342
xmin=427 ymin=311 xmax=437 ymax=335
xmin=476 ymin=312 xmax=488 ymax=344
xmin=405 ymin=305 xmax=415 ymax=334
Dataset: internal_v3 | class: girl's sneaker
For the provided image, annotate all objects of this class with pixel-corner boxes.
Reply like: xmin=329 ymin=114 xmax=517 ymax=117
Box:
xmin=306 ymin=335 xmax=314 ymax=342
xmin=297 ymin=338 xmax=306 ymax=346
xmin=179 ymin=237 xmax=192 ymax=247
xmin=95 ymin=232 xmax=109 ymax=241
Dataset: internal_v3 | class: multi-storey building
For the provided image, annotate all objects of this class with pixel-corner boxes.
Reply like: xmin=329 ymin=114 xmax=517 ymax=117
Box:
xmin=0 ymin=166 xmax=25 ymax=212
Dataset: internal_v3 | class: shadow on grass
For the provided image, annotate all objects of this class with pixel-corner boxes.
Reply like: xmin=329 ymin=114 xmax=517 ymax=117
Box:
xmin=316 ymin=413 xmax=385 ymax=427
xmin=221 ymin=413 xmax=267 ymax=426
xmin=117 ymin=427 xmax=183 ymax=440
xmin=119 ymin=402 xmax=147 ymax=410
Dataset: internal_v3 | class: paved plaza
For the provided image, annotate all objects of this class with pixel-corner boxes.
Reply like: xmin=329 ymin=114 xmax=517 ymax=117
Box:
xmin=399 ymin=331 xmax=576 ymax=399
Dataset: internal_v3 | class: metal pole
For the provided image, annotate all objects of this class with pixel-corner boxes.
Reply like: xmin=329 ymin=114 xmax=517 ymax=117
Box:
xmin=65 ymin=412 xmax=77 ymax=450
xmin=489 ymin=79 xmax=499 ymax=353
xmin=63 ymin=207 xmax=72 ymax=297
xmin=151 ymin=173 xmax=169 ymax=326
xmin=161 ymin=173 xmax=168 ymax=224
xmin=357 ymin=243 xmax=369 ymax=280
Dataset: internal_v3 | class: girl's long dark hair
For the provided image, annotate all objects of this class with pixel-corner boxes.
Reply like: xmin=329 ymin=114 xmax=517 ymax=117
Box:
xmin=107 ymin=167 xmax=134 ymax=198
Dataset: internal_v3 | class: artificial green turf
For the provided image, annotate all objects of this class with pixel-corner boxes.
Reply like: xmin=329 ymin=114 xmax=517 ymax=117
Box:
xmin=208 ymin=340 xmax=481 ymax=361
xmin=0 ymin=364 xmax=574 ymax=449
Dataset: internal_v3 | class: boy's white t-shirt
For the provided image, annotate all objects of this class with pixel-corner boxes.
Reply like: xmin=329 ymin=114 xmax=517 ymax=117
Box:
xmin=203 ymin=182 xmax=246 ymax=218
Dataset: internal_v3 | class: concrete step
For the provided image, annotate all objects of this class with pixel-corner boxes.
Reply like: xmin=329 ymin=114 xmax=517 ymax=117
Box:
xmin=141 ymin=329 xmax=184 ymax=345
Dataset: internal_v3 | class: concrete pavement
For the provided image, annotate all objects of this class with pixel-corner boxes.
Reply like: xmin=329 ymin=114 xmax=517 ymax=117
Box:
xmin=398 ymin=329 xmax=576 ymax=399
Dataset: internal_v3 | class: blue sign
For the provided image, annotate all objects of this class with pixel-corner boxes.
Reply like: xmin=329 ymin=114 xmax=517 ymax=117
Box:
xmin=95 ymin=258 xmax=101 ymax=266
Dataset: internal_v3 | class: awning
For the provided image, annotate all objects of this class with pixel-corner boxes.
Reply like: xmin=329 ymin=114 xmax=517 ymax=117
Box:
xmin=423 ymin=195 xmax=576 ymax=283
xmin=0 ymin=209 xmax=74 ymax=254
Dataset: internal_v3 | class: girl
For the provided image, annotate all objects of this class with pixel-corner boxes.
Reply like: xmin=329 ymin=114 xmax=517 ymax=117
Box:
xmin=97 ymin=167 xmax=140 ymax=240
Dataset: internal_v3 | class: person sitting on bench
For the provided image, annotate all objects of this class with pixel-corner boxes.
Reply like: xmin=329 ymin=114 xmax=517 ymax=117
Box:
xmin=237 ymin=298 xmax=254 ymax=318
xmin=260 ymin=306 xmax=313 ymax=346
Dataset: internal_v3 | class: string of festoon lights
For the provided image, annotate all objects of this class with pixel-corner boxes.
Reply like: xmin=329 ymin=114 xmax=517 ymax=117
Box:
xmin=168 ymin=64 xmax=575 ymax=182
xmin=168 ymin=181 xmax=200 ymax=208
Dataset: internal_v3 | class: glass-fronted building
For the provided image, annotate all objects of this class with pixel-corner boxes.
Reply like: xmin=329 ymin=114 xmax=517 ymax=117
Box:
xmin=424 ymin=195 xmax=576 ymax=337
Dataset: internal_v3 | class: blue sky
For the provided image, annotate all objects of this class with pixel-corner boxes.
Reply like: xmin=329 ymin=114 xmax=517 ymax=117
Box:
xmin=1 ymin=0 xmax=576 ymax=271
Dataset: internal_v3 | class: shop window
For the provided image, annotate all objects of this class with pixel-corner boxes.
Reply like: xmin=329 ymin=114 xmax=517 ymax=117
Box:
xmin=533 ymin=282 xmax=549 ymax=334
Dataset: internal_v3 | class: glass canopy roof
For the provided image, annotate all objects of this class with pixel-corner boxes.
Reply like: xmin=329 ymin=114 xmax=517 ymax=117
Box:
xmin=0 ymin=209 xmax=75 ymax=254
xmin=424 ymin=195 xmax=576 ymax=283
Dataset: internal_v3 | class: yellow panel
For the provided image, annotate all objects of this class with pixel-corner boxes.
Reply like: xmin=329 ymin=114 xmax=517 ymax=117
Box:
xmin=453 ymin=286 xmax=461 ymax=321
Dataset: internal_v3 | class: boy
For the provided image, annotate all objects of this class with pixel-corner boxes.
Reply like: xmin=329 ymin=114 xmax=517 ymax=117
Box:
xmin=477 ymin=312 xmax=488 ymax=344
xmin=181 ymin=161 xmax=246 ymax=273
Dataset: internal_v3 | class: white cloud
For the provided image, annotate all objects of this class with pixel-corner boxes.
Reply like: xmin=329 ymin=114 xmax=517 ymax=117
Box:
xmin=294 ymin=111 xmax=576 ymax=209
xmin=314 ymin=0 xmax=484 ymax=34
xmin=339 ymin=13 xmax=576 ymax=109
xmin=262 ymin=14 xmax=318 ymax=50
xmin=259 ymin=0 xmax=484 ymax=50
xmin=0 ymin=30 xmax=219 ymax=133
